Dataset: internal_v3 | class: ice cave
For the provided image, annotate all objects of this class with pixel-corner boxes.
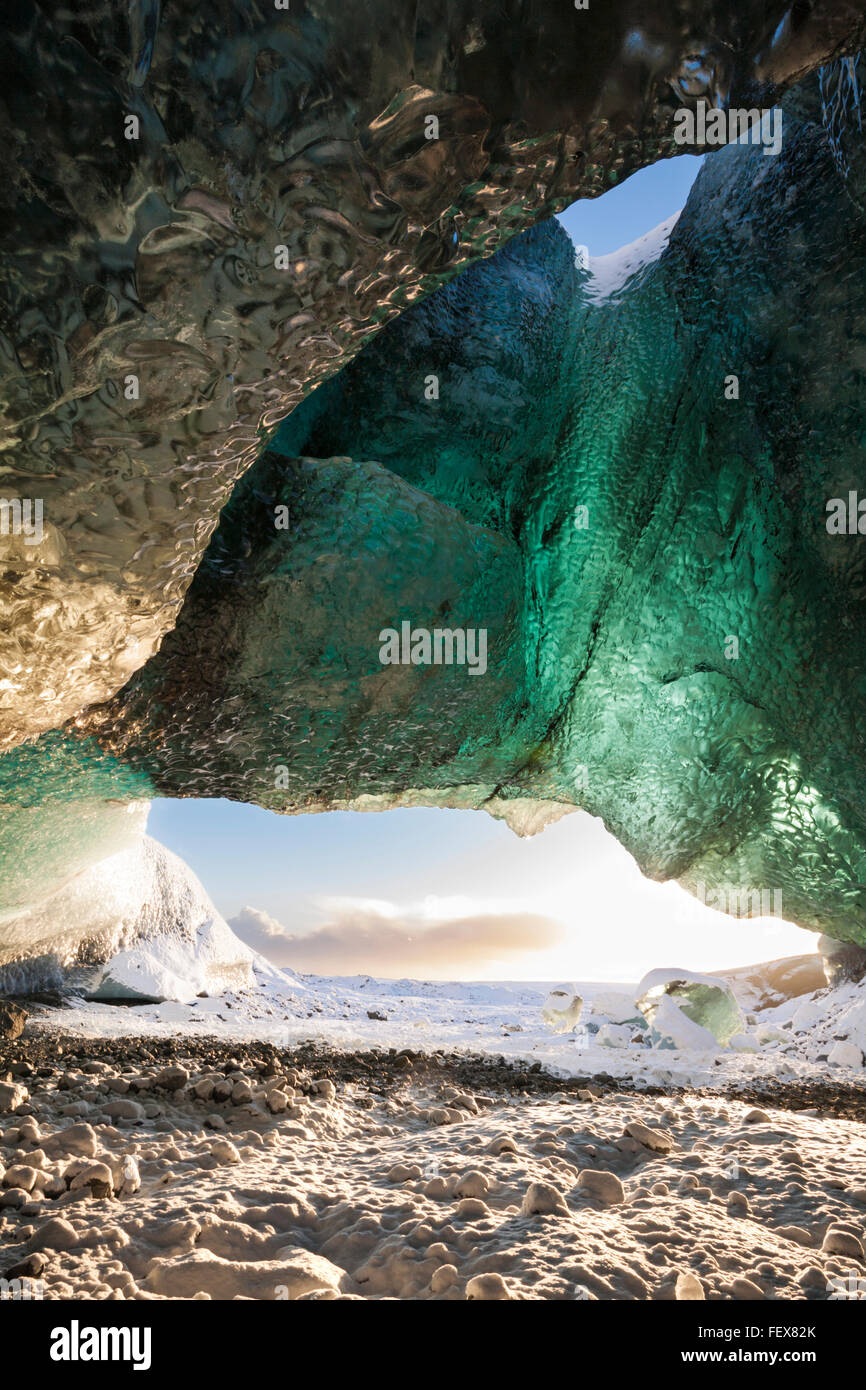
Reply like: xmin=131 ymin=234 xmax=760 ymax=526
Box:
xmin=1 ymin=0 xmax=866 ymax=1318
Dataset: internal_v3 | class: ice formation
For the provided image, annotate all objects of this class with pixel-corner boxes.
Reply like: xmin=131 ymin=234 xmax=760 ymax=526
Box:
xmin=0 ymin=837 xmax=255 ymax=1001
xmin=541 ymin=988 xmax=583 ymax=1033
xmin=636 ymin=968 xmax=745 ymax=1048
xmin=2 ymin=6 xmax=866 ymax=972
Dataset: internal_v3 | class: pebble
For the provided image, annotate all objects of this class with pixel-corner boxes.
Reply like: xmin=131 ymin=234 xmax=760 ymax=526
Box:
xmin=466 ymin=1272 xmax=511 ymax=1300
xmin=522 ymin=1180 xmax=570 ymax=1216
xmin=455 ymin=1170 xmax=489 ymax=1199
xmin=576 ymin=1169 xmax=625 ymax=1206
xmin=822 ymin=1228 xmax=864 ymax=1259
xmin=210 ymin=1139 xmax=241 ymax=1166
xmin=431 ymin=1263 xmax=459 ymax=1292
xmin=625 ymin=1120 xmax=674 ymax=1154
xmin=675 ymin=1272 xmax=705 ymax=1301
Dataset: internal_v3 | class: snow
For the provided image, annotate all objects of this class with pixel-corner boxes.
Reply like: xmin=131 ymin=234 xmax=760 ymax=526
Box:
xmin=21 ymin=949 xmax=866 ymax=1089
xmin=582 ymin=214 xmax=679 ymax=304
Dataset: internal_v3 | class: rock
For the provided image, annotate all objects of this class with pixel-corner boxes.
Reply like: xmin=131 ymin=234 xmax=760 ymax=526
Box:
xmin=387 ymin=1163 xmax=422 ymax=1182
xmin=46 ymin=1123 xmax=98 ymax=1158
xmin=455 ymin=1170 xmax=489 ymax=1199
xmin=455 ymin=1197 xmax=489 ymax=1220
xmin=675 ymin=1273 xmax=705 ymax=1301
xmin=266 ymin=1089 xmax=290 ymax=1114
xmin=4 ymin=1252 xmax=45 ymax=1279
xmin=143 ymin=1247 xmax=346 ymax=1300
xmin=0 ymin=1082 xmax=28 ymax=1113
xmin=727 ymin=1191 xmax=750 ymax=1215
xmin=193 ymin=1078 xmax=215 ymax=1101
xmin=822 ymin=1228 xmax=864 ymax=1259
xmin=576 ymin=1169 xmax=625 ymax=1206
xmin=798 ymin=1267 xmax=826 ymax=1291
xmin=466 ymin=1273 xmax=511 ymax=1300
xmin=774 ymin=1224 xmax=812 ymax=1246
xmin=210 ymin=1139 xmax=241 ymax=1166
xmin=230 ymin=1081 xmax=253 ymax=1105
xmin=0 ymin=1000 xmax=26 ymax=1040
xmin=743 ymin=1108 xmax=770 ymax=1124
xmin=311 ymin=1078 xmax=336 ymax=1101
xmin=155 ymin=1065 xmax=189 ymax=1091
xmin=102 ymin=1099 xmax=145 ymax=1121
xmin=521 ymin=1180 xmax=570 ymax=1216
xmin=3 ymin=1164 xmax=38 ymax=1192
xmin=625 ymin=1120 xmax=674 ymax=1154
xmin=489 ymin=1135 xmax=517 ymax=1154
xmin=29 ymin=1217 xmax=78 ymax=1251
xmin=69 ymin=1161 xmax=114 ymax=1197
xmin=731 ymin=1277 xmax=765 ymax=1299
xmin=0 ymin=1188 xmax=29 ymax=1208
xmin=431 ymin=1264 xmax=459 ymax=1292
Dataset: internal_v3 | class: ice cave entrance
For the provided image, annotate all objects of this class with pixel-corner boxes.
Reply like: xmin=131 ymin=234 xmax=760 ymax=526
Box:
xmin=146 ymin=797 xmax=814 ymax=986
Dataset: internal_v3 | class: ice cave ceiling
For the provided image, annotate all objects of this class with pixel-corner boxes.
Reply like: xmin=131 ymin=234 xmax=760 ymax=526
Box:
xmin=1 ymin=3 xmax=866 ymax=954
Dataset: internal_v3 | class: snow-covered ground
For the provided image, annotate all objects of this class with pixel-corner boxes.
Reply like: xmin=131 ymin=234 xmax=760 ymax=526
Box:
xmin=25 ymin=951 xmax=866 ymax=1092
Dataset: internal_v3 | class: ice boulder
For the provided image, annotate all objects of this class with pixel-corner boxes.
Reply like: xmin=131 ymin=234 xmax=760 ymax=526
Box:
xmin=588 ymin=991 xmax=646 ymax=1028
xmin=542 ymin=987 xmax=583 ymax=1034
xmin=596 ymin=1023 xmax=633 ymax=1049
xmin=636 ymin=969 xmax=744 ymax=1049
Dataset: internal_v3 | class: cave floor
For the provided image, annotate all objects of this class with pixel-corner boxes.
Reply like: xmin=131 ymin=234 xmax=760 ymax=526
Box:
xmin=2 ymin=1033 xmax=866 ymax=1301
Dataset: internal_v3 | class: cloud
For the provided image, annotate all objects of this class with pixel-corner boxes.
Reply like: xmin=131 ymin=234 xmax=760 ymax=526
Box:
xmin=227 ymin=903 xmax=565 ymax=978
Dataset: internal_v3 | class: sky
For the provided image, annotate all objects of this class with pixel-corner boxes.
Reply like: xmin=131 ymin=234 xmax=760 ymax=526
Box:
xmin=147 ymin=152 xmax=816 ymax=983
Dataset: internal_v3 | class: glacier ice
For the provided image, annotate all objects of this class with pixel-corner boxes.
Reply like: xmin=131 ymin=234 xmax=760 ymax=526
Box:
xmin=3 ymin=1 xmax=858 ymax=751
xmin=0 ymin=837 xmax=254 ymax=1001
xmin=541 ymin=987 xmax=584 ymax=1034
xmin=2 ymin=15 xmax=866 ymax=971
xmin=636 ymin=969 xmax=744 ymax=1048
